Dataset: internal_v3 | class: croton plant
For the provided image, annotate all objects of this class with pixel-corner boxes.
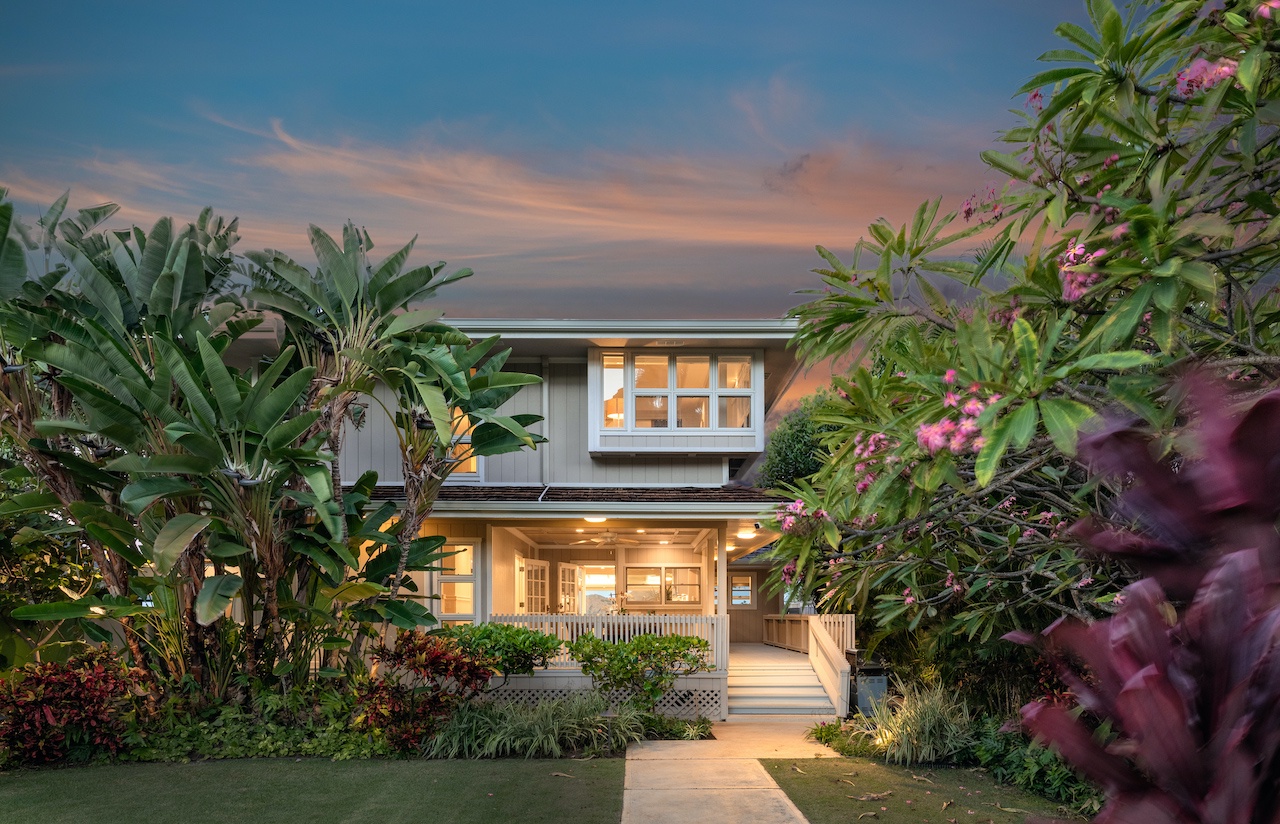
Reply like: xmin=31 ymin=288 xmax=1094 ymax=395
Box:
xmin=1008 ymin=380 xmax=1280 ymax=824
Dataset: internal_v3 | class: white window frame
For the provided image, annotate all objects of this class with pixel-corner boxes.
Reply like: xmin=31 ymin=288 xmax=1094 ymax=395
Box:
xmin=729 ymin=572 xmax=756 ymax=609
xmin=622 ymin=564 xmax=703 ymax=608
xmin=442 ymin=410 xmax=484 ymax=485
xmin=432 ymin=542 xmax=477 ymax=626
xmin=588 ymin=348 xmax=765 ymax=453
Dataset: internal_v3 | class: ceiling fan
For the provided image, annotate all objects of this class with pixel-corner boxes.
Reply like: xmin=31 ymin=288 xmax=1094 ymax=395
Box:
xmin=572 ymin=530 xmax=639 ymax=546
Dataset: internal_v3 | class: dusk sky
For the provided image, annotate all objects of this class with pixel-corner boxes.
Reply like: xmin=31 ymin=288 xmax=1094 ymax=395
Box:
xmin=3 ymin=1 xmax=1087 ymax=323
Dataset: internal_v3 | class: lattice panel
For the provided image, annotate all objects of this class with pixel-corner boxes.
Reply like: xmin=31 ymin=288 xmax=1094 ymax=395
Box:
xmin=491 ymin=687 xmax=721 ymax=720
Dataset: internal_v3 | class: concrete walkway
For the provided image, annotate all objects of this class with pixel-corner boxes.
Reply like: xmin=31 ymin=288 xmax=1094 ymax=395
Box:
xmin=621 ymin=716 xmax=839 ymax=824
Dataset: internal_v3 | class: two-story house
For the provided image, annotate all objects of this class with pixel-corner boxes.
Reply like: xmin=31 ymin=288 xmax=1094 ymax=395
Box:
xmin=341 ymin=319 xmax=852 ymax=719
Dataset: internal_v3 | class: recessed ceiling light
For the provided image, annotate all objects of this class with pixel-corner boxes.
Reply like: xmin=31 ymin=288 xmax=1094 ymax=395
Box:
xmin=736 ymin=530 xmax=757 ymax=540
xmin=726 ymin=543 xmax=736 ymax=550
xmin=575 ymin=529 xmax=584 ymax=533
xmin=636 ymin=529 xmax=646 ymax=533
xmin=659 ymin=540 xmax=669 ymax=545
xmin=584 ymin=516 xmax=607 ymax=523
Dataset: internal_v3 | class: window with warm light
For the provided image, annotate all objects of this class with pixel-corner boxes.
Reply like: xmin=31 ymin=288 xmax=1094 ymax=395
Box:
xmin=623 ymin=565 xmax=701 ymax=606
xmin=447 ymin=411 xmax=480 ymax=477
xmin=730 ymin=574 xmax=753 ymax=607
xmin=436 ymin=543 xmax=476 ymax=625
xmin=597 ymin=352 xmax=755 ymax=431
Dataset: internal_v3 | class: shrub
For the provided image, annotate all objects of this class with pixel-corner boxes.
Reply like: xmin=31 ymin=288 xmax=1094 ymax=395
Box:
xmin=133 ymin=681 xmax=391 ymax=762
xmin=758 ymin=393 xmax=836 ymax=490
xmin=567 ymin=633 xmax=712 ymax=711
xmin=0 ymin=647 xmax=145 ymax=766
xmin=967 ymin=716 xmax=1102 ymax=816
xmin=807 ymin=718 xmax=878 ymax=758
xmin=447 ymin=623 xmax=562 ymax=683
xmin=355 ymin=633 xmax=494 ymax=753
xmin=815 ymin=679 xmax=973 ymax=766
xmin=425 ymin=692 xmax=644 ymax=759
xmin=640 ymin=712 xmax=713 ymax=741
xmin=1010 ymin=382 xmax=1280 ymax=822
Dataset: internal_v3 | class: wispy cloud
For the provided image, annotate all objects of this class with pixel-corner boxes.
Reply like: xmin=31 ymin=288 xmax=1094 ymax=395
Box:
xmin=3 ymin=92 xmax=1005 ymax=318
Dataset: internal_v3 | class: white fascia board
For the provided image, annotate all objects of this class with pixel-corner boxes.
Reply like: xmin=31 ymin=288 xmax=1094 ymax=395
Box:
xmin=447 ymin=318 xmax=798 ymax=341
xmin=430 ymin=500 xmax=773 ymax=520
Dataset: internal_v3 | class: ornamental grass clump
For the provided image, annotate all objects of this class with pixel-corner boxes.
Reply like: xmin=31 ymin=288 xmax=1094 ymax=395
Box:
xmin=425 ymin=692 xmax=644 ymax=759
xmin=844 ymin=679 xmax=974 ymax=766
xmin=1007 ymin=381 xmax=1280 ymax=823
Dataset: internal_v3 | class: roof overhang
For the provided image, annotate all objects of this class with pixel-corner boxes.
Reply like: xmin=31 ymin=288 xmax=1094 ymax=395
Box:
xmin=431 ymin=498 xmax=772 ymax=520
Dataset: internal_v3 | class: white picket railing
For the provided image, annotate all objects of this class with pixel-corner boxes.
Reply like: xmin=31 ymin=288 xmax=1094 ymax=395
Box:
xmin=488 ymin=613 xmax=728 ymax=671
xmin=817 ymin=614 xmax=856 ymax=655
xmin=808 ymin=616 xmax=852 ymax=717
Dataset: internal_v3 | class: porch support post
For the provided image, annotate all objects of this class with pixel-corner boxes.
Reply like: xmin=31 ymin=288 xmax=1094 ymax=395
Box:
xmin=716 ymin=525 xmax=728 ymax=667
xmin=716 ymin=525 xmax=729 ymax=720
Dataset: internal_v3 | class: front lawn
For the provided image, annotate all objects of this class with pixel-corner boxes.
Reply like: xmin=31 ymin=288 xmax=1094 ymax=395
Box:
xmin=0 ymin=758 xmax=624 ymax=824
xmin=764 ymin=758 xmax=1078 ymax=824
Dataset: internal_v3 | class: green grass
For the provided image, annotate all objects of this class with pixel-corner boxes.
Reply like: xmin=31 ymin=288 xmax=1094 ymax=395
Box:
xmin=0 ymin=758 xmax=625 ymax=824
xmin=764 ymin=758 xmax=1080 ymax=824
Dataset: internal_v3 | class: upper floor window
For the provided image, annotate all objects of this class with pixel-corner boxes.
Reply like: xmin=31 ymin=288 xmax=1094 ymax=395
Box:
xmin=601 ymin=353 xmax=753 ymax=431
xmin=447 ymin=411 xmax=480 ymax=478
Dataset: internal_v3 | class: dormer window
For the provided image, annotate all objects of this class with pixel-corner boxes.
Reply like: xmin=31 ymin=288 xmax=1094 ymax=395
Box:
xmin=591 ymin=348 xmax=764 ymax=454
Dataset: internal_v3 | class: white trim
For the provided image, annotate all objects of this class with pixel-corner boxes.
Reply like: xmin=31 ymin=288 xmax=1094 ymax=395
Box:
xmin=729 ymin=571 xmax=756 ymax=610
xmin=448 ymin=318 xmax=798 ymax=340
xmin=431 ymin=500 xmax=773 ymax=519
xmin=589 ymin=348 xmax=765 ymax=454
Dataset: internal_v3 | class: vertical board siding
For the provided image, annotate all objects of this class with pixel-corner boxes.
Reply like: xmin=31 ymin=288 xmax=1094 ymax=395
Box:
xmin=341 ymin=365 xmax=732 ymax=488
xmin=480 ymin=366 xmax=543 ymax=485
xmin=548 ymin=363 xmax=726 ymax=485
xmin=339 ymin=384 xmax=404 ymax=486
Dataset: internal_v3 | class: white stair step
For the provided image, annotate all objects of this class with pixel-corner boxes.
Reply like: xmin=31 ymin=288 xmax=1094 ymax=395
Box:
xmin=728 ymin=704 xmax=835 ymax=712
xmin=729 ymin=674 xmax=826 ymax=686
xmin=729 ymin=686 xmax=830 ymax=698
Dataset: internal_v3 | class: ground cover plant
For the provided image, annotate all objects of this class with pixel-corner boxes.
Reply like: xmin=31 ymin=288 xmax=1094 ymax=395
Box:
xmin=809 ymin=714 xmax=1103 ymax=816
xmin=0 ymin=758 xmax=626 ymax=824
xmin=425 ymin=692 xmax=646 ymax=759
xmin=765 ymin=757 xmax=1069 ymax=824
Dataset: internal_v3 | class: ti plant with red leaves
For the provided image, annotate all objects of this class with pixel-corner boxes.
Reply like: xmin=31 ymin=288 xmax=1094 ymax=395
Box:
xmin=353 ymin=632 xmax=495 ymax=753
xmin=1008 ymin=383 xmax=1280 ymax=823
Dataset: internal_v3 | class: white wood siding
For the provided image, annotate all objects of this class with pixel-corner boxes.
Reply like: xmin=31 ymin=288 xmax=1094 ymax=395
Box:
xmin=338 ymin=383 xmax=404 ymax=486
xmin=545 ymin=363 xmax=727 ymax=486
xmin=480 ymin=364 xmax=544 ymax=485
xmin=339 ymin=363 xmax=730 ymax=488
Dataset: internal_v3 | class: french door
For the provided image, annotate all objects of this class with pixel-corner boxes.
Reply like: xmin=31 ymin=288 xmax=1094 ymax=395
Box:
xmin=558 ymin=563 xmax=582 ymax=614
xmin=525 ymin=559 xmax=550 ymax=613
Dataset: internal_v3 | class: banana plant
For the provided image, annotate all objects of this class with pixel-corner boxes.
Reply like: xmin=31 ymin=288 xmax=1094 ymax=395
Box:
xmin=246 ymin=222 xmax=475 ymax=535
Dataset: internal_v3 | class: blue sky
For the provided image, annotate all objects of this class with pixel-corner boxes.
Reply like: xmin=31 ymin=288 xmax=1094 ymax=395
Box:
xmin=2 ymin=1 xmax=1087 ymax=320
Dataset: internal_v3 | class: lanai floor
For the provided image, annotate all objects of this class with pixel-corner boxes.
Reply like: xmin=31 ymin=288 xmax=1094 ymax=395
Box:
xmin=728 ymin=643 xmax=808 ymax=665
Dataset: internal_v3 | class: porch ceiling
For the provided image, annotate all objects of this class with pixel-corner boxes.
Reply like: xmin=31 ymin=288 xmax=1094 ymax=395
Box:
xmin=503 ymin=523 xmax=709 ymax=554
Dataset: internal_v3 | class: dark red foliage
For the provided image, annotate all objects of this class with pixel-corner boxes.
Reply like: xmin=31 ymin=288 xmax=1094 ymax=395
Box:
xmin=1070 ymin=379 xmax=1280 ymax=600
xmin=0 ymin=648 xmax=146 ymax=765
xmin=1008 ymin=383 xmax=1280 ymax=824
xmin=354 ymin=633 xmax=494 ymax=753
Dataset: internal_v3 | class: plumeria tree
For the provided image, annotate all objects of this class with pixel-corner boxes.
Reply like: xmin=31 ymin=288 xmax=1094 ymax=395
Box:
xmin=769 ymin=0 xmax=1280 ymax=658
